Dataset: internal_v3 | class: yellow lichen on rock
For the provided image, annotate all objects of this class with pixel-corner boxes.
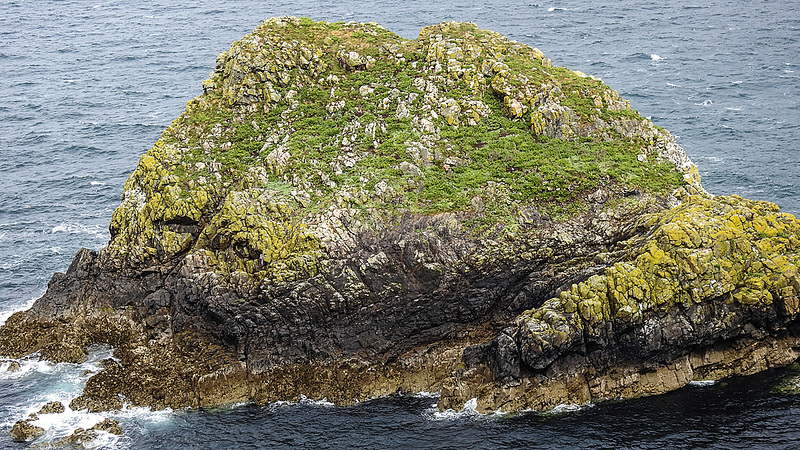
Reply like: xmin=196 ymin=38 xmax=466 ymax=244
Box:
xmin=515 ymin=195 xmax=800 ymax=370
xmin=193 ymin=189 xmax=320 ymax=281
xmin=439 ymin=195 xmax=800 ymax=413
xmin=108 ymin=137 xmax=210 ymax=263
xmin=6 ymin=17 xmax=800 ymax=424
xmin=101 ymin=17 xmax=698 ymax=279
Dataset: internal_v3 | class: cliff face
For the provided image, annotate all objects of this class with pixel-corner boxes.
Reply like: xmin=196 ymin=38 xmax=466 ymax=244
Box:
xmin=1 ymin=17 xmax=798 ymax=413
xmin=441 ymin=195 xmax=800 ymax=411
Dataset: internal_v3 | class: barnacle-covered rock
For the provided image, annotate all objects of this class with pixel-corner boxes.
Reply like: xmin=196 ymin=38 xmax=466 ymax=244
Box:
xmin=37 ymin=401 xmax=66 ymax=415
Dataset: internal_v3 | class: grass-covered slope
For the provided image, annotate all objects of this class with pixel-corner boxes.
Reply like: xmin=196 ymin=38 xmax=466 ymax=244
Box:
xmin=107 ymin=17 xmax=693 ymax=280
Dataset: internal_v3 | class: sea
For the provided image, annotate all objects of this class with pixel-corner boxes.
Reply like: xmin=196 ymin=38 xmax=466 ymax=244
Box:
xmin=1 ymin=0 xmax=799 ymax=448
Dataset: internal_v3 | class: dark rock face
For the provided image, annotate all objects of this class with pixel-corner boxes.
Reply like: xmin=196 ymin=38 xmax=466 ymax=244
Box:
xmin=1 ymin=192 xmax=666 ymax=410
xmin=174 ymin=208 xmax=648 ymax=370
xmin=439 ymin=196 xmax=800 ymax=411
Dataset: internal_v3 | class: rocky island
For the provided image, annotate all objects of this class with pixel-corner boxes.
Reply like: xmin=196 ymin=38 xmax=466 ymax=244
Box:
xmin=2 ymin=17 xmax=799 ymax=421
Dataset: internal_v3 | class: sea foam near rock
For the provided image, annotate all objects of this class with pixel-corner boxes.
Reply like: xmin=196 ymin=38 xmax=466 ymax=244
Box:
xmin=688 ymin=380 xmax=719 ymax=387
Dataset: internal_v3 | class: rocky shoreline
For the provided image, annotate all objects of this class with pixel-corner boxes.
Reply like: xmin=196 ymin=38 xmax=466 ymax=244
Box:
xmin=2 ymin=17 xmax=800 ymax=441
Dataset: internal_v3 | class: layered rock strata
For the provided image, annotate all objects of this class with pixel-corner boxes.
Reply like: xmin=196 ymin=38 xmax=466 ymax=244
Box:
xmin=440 ymin=195 xmax=800 ymax=411
xmin=1 ymin=17 xmax=798 ymax=418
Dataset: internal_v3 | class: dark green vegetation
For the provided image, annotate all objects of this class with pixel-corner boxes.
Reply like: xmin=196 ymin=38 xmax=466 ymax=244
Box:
xmin=151 ymin=17 xmax=686 ymax=231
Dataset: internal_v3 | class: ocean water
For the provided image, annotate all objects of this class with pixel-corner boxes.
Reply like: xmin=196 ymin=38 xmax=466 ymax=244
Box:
xmin=1 ymin=0 xmax=799 ymax=447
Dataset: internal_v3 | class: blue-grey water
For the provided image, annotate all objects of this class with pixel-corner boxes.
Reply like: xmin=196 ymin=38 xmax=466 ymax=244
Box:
xmin=1 ymin=0 xmax=799 ymax=448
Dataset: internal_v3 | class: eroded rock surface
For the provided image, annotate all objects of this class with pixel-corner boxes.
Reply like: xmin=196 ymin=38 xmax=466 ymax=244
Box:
xmin=37 ymin=401 xmax=66 ymax=415
xmin=10 ymin=419 xmax=44 ymax=442
xmin=0 ymin=17 xmax=797 ymax=416
xmin=440 ymin=195 xmax=800 ymax=411
xmin=55 ymin=419 xmax=123 ymax=448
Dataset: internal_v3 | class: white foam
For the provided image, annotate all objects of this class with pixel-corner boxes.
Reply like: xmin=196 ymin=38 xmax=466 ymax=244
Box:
xmin=650 ymin=54 xmax=664 ymax=61
xmin=90 ymin=181 xmax=106 ymax=186
xmin=411 ymin=391 xmax=439 ymax=398
xmin=80 ymin=431 xmax=123 ymax=449
xmin=1 ymin=346 xmax=138 ymax=447
xmin=117 ymin=405 xmax=175 ymax=425
xmin=223 ymin=401 xmax=251 ymax=410
xmin=1 ymin=345 xmax=114 ymax=382
xmin=30 ymin=409 xmax=112 ymax=437
xmin=726 ymin=107 xmax=743 ymax=111
xmin=689 ymin=380 xmax=718 ymax=387
xmin=510 ymin=401 xmax=593 ymax=418
xmin=298 ymin=395 xmax=335 ymax=407
xmin=0 ymin=355 xmax=53 ymax=381
xmin=0 ymin=296 xmax=38 ymax=327
xmin=25 ymin=406 xmax=131 ymax=449
xmin=50 ymin=222 xmax=106 ymax=238
xmin=425 ymin=397 xmax=485 ymax=421
xmin=547 ymin=403 xmax=585 ymax=414
xmin=666 ymin=82 xmax=682 ymax=87
xmin=263 ymin=396 xmax=340 ymax=412
xmin=694 ymin=99 xmax=713 ymax=106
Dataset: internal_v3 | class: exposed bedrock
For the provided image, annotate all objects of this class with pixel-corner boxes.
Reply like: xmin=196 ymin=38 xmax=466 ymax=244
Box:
xmin=1 ymin=193 xmax=668 ymax=409
xmin=1 ymin=17 xmax=799 ymax=415
xmin=441 ymin=196 xmax=800 ymax=411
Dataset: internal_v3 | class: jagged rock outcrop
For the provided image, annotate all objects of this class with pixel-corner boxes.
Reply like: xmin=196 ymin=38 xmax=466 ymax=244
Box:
xmin=10 ymin=418 xmax=44 ymax=442
xmin=37 ymin=401 xmax=66 ymax=415
xmin=439 ymin=195 xmax=800 ymax=411
xmin=1 ymin=17 xmax=798 ymax=417
xmin=55 ymin=419 xmax=123 ymax=448
xmin=3 ymin=360 xmax=20 ymax=372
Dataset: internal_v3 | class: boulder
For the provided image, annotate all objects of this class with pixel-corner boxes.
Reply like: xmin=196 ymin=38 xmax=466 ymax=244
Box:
xmin=4 ymin=360 xmax=20 ymax=373
xmin=91 ymin=418 xmax=123 ymax=436
xmin=37 ymin=401 xmax=65 ymax=415
xmin=10 ymin=419 xmax=44 ymax=442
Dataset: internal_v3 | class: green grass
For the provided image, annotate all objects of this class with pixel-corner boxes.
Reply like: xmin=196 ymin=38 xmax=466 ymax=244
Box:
xmin=150 ymin=17 xmax=686 ymax=234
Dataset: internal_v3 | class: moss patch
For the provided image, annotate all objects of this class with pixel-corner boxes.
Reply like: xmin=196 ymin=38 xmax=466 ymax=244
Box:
xmin=107 ymin=17 xmax=692 ymax=279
